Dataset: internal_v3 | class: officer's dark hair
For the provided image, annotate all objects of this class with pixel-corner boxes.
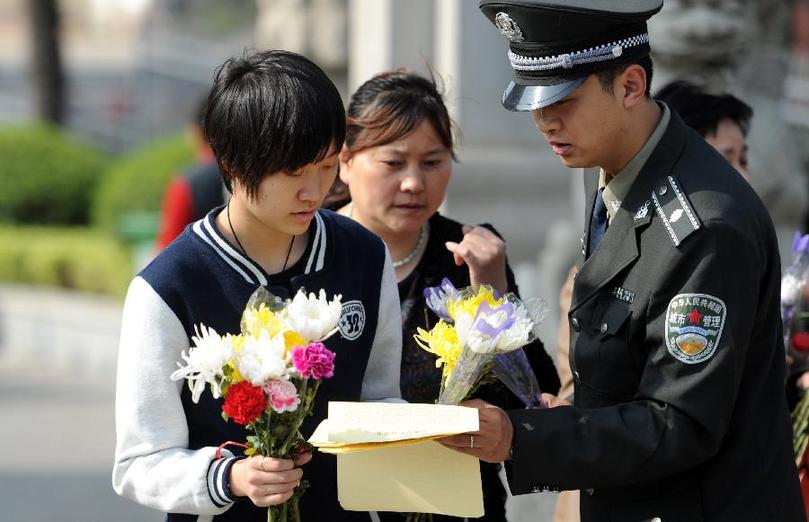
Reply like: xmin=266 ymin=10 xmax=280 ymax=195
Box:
xmin=203 ymin=49 xmax=346 ymax=198
xmin=655 ymin=80 xmax=754 ymax=137
xmin=594 ymin=55 xmax=654 ymax=98
xmin=344 ymin=68 xmax=456 ymax=160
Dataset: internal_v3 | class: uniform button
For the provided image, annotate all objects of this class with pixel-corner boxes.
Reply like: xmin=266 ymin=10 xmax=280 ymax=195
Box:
xmin=571 ymin=316 xmax=580 ymax=332
xmin=600 ymin=322 xmax=608 ymax=334
xmin=586 ymin=488 xmax=595 ymax=496
xmin=658 ymin=185 xmax=667 ymax=195
xmin=573 ymin=371 xmax=580 ymax=384
xmin=650 ymin=518 xmax=662 ymax=522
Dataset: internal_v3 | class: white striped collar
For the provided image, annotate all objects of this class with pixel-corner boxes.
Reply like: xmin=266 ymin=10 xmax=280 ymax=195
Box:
xmin=304 ymin=211 xmax=327 ymax=274
xmin=192 ymin=208 xmax=328 ymax=285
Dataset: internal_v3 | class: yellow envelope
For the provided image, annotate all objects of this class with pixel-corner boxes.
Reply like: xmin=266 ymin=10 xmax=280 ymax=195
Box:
xmin=337 ymin=441 xmax=484 ymax=517
xmin=308 ymin=401 xmax=484 ymax=517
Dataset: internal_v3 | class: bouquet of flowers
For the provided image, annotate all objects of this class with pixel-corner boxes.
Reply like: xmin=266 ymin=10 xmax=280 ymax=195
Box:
xmin=783 ymin=234 xmax=809 ymax=469
xmin=406 ymin=279 xmax=546 ymax=522
xmin=416 ymin=278 xmax=547 ymax=406
xmin=170 ymin=286 xmax=341 ymax=522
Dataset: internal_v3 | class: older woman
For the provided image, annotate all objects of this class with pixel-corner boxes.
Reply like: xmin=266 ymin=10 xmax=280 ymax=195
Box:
xmin=328 ymin=69 xmax=560 ymax=521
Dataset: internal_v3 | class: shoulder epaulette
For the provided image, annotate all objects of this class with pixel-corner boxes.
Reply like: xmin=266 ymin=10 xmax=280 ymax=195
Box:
xmin=650 ymin=175 xmax=701 ymax=247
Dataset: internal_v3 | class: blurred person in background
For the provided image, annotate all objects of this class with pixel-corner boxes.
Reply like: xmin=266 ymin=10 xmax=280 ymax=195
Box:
xmin=655 ymin=80 xmax=753 ymax=182
xmin=154 ymin=97 xmax=226 ymax=250
xmin=327 ymin=69 xmax=561 ymax=521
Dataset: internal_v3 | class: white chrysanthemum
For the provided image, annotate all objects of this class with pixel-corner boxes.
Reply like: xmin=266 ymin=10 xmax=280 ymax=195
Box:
xmin=280 ymin=289 xmax=342 ymax=341
xmin=454 ymin=310 xmax=498 ymax=354
xmin=235 ymin=330 xmax=288 ymax=386
xmin=170 ymin=324 xmax=233 ymax=403
xmin=494 ymin=312 xmax=533 ymax=352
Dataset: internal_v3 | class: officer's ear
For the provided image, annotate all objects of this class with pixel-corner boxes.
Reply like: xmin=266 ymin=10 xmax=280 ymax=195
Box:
xmin=338 ymin=145 xmax=353 ymax=185
xmin=619 ymin=64 xmax=648 ymax=109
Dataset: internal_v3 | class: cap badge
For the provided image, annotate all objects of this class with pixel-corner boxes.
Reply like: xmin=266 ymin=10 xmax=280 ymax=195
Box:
xmin=495 ymin=12 xmax=524 ymax=43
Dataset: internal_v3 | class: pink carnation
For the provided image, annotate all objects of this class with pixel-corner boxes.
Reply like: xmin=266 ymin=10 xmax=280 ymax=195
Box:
xmin=262 ymin=379 xmax=300 ymax=414
xmin=292 ymin=342 xmax=336 ymax=380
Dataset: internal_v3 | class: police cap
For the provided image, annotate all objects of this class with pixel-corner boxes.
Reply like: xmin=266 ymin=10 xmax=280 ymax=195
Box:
xmin=479 ymin=0 xmax=663 ymax=111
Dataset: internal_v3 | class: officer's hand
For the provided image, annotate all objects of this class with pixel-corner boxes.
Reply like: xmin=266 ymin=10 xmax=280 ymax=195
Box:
xmin=438 ymin=399 xmax=514 ymax=463
xmin=541 ymin=392 xmax=572 ymax=408
xmin=798 ymin=372 xmax=809 ymax=390
xmin=230 ymin=455 xmax=304 ymax=507
xmin=444 ymin=226 xmax=507 ymax=295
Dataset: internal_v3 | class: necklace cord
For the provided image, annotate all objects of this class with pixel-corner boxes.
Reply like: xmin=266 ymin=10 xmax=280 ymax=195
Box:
xmin=227 ymin=203 xmax=295 ymax=272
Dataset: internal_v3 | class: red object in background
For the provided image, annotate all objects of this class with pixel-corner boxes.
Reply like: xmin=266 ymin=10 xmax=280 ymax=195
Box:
xmin=155 ymin=176 xmax=195 ymax=250
xmin=801 ymin=460 xmax=809 ymax=521
xmin=794 ymin=332 xmax=809 ymax=353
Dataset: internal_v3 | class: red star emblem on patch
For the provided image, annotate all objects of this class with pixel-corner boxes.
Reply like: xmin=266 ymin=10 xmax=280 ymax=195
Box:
xmin=688 ymin=308 xmax=703 ymax=325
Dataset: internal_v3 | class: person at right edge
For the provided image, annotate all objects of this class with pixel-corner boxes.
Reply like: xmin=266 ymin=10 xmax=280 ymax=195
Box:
xmin=438 ymin=2 xmax=806 ymax=521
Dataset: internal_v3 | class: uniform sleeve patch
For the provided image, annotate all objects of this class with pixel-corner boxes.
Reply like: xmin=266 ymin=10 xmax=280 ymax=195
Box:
xmin=665 ymin=293 xmax=726 ymax=364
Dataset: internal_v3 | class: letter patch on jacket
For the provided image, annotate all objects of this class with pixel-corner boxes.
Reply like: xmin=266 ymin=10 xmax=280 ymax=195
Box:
xmin=665 ymin=293 xmax=726 ymax=364
xmin=338 ymin=300 xmax=366 ymax=340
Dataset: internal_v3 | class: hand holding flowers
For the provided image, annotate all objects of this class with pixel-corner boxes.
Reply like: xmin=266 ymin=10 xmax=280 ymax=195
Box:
xmin=170 ymin=287 xmax=341 ymax=522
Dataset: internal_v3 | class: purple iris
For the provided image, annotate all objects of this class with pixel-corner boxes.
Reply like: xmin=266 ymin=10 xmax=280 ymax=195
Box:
xmin=794 ymin=232 xmax=809 ymax=255
xmin=423 ymin=277 xmax=460 ymax=320
xmin=473 ymin=301 xmax=516 ymax=338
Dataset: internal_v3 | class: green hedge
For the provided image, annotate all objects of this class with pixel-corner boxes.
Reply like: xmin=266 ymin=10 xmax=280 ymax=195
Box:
xmin=0 ymin=226 xmax=132 ymax=297
xmin=93 ymin=133 xmax=194 ymax=232
xmin=0 ymin=125 xmax=109 ymax=225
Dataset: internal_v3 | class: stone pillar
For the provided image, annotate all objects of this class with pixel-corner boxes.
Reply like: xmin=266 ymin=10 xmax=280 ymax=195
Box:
xmin=347 ymin=0 xmax=435 ymax=92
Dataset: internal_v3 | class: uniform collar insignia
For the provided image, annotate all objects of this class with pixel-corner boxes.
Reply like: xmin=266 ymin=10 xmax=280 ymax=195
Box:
xmin=634 ymin=200 xmax=650 ymax=221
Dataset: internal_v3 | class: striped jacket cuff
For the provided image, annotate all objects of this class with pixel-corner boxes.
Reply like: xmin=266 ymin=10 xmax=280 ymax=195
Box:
xmin=206 ymin=456 xmax=241 ymax=507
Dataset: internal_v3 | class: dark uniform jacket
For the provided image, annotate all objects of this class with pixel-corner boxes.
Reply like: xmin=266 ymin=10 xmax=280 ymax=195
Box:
xmin=506 ymin=112 xmax=805 ymax=521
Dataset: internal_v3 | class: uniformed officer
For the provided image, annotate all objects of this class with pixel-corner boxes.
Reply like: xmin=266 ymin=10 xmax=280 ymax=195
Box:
xmin=439 ymin=2 xmax=806 ymax=521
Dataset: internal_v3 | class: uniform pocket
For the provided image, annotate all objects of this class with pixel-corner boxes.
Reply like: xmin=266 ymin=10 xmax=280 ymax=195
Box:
xmin=573 ymin=296 xmax=639 ymax=398
xmin=588 ymin=300 xmax=640 ymax=397
xmin=596 ymin=300 xmax=632 ymax=340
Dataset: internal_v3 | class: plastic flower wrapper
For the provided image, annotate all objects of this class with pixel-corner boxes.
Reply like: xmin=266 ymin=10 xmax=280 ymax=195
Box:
xmin=491 ymin=294 xmax=549 ymax=408
xmin=171 ymin=286 xmax=341 ymax=522
xmin=416 ymin=278 xmax=547 ymax=406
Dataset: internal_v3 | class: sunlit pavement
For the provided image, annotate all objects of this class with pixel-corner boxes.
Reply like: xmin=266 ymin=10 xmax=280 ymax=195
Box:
xmin=0 ymin=364 xmax=159 ymax=522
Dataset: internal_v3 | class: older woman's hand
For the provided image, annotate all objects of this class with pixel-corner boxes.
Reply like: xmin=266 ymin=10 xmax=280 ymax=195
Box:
xmin=444 ymin=225 xmax=507 ymax=294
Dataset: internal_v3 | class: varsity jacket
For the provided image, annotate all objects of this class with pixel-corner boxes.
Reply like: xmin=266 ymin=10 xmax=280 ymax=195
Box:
xmin=113 ymin=208 xmax=402 ymax=521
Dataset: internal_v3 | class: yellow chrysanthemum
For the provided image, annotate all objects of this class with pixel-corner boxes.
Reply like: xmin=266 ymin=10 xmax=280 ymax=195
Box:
xmin=283 ymin=331 xmax=308 ymax=357
xmin=447 ymin=285 xmax=504 ymax=321
xmin=242 ymin=304 xmax=282 ymax=338
xmin=226 ymin=334 xmax=246 ymax=383
xmin=414 ymin=320 xmax=462 ymax=380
